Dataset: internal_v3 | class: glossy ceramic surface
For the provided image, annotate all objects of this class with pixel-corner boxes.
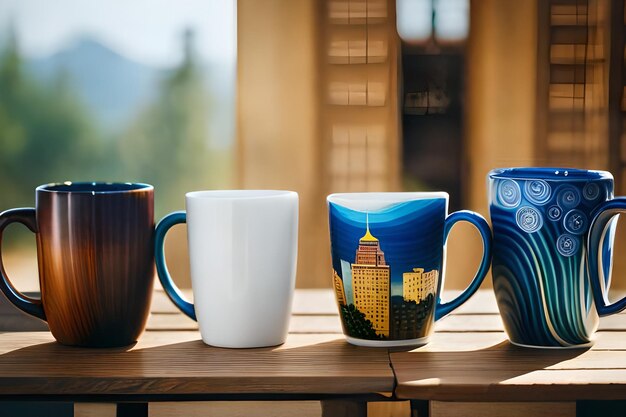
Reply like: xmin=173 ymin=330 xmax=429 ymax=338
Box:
xmin=488 ymin=168 xmax=613 ymax=347
xmin=327 ymin=192 xmax=492 ymax=347
xmin=0 ymin=182 xmax=155 ymax=347
xmin=588 ymin=197 xmax=626 ymax=316
xmin=155 ymin=190 xmax=299 ymax=348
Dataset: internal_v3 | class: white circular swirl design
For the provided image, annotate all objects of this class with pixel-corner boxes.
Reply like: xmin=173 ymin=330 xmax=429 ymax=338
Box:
xmin=556 ymin=234 xmax=579 ymax=257
xmin=547 ymin=205 xmax=562 ymax=221
xmin=516 ymin=206 xmax=543 ymax=233
xmin=563 ymin=209 xmax=588 ymax=235
xmin=524 ymin=180 xmax=551 ymax=205
xmin=583 ymin=182 xmax=600 ymax=201
xmin=497 ymin=180 xmax=521 ymax=208
xmin=557 ymin=186 xmax=581 ymax=209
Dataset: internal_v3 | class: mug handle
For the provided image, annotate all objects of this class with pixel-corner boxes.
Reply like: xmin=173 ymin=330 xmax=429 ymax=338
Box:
xmin=588 ymin=198 xmax=626 ymax=316
xmin=154 ymin=211 xmax=196 ymax=320
xmin=0 ymin=208 xmax=46 ymax=320
xmin=435 ymin=210 xmax=492 ymax=321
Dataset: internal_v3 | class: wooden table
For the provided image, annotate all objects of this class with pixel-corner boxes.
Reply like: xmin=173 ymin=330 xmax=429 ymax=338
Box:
xmin=0 ymin=289 xmax=394 ymax=417
xmin=2 ymin=289 xmax=626 ymax=417
xmin=390 ymin=290 xmax=626 ymax=417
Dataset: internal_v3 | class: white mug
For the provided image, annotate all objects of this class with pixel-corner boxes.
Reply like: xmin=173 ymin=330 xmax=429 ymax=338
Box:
xmin=155 ymin=190 xmax=299 ymax=348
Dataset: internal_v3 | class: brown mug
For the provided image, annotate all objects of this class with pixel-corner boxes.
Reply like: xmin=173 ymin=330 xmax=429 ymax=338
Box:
xmin=0 ymin=182 xmax=155 ymax=347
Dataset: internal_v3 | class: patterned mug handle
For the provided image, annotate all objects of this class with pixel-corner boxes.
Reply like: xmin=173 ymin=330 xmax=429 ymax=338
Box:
xmin=588 ymin=198 xmax=626 ymax=316
xmin=435 ymin=210 xmax=493 ymax=320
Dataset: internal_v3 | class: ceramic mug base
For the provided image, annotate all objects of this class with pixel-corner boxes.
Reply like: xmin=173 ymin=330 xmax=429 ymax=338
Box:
xmin=345 ymin=335 xmax=430 ymax=348
xmin=201 ymin=336 xmax=287 ymax=349
xmin=509 ymin=339 xmax=594 ymax=349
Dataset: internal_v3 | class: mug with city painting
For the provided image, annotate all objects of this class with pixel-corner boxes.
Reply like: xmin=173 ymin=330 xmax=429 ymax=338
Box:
xmin=327 ymin=192 xmax=492 ymax=347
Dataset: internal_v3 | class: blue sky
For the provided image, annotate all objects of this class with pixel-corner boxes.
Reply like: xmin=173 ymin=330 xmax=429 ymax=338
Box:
xmin=329 ymin=199 xmax=446 ymax=297
xmin=0 ymin=0 xmax=235 ymax=68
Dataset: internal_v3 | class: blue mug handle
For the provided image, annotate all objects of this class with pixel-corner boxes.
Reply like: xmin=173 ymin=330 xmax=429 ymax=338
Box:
xmin=154 ymin=211 xmax=196 ymax=320
xmin=435 ymin=210 xmax=493 ymax=320
xmin=0 ymin=208 xmax=46 ymax=320
xmin=588 ymin=198 xmax=626 ymax=316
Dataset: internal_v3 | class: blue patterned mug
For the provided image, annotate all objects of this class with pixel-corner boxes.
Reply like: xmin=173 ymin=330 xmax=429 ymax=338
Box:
xmin=489 ymin=167 xmax=614 ymax=348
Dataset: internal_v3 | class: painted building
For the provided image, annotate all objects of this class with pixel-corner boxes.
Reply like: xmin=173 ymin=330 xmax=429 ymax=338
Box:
xmin=403 ymin=268 xmax=438 ymax=303
xmin=333 ymin=269 xmax=347 ymax=305
xmin=351 ymin=221 xmax=390 ymax=337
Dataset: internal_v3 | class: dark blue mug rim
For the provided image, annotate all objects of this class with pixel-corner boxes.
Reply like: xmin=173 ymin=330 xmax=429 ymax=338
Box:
xmin=36 ymin=182 xmax=153 ymax=194
xmin=489 ymin=167 xmax=612 ymax=181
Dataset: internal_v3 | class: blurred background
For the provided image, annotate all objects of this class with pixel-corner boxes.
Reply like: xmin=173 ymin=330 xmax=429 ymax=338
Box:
xmin=2 ymin=0 xmax=626 ymax=293
xmin=0 ymin=0 xmax=236 ymax=288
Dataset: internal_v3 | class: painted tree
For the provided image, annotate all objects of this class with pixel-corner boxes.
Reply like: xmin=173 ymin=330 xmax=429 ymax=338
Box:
xmin=340 ymin=304 xmax=379 ymax=340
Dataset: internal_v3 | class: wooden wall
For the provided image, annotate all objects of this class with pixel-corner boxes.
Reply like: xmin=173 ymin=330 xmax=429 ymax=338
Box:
xmin=236 ymin=0 xmax=401 ymax=288
xmin=447 ymin=0 xmax=538 ymax=290
xmin=235 ymin=0 xmax=626 ymax=294
xmin=236 ymin=0 xmax=328 ymax=288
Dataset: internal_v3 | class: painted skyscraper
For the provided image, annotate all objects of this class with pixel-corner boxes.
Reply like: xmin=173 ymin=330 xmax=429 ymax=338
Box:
xmin=340 ymin=259 xmax=354 ymax=305
xmin=333 ymin=269 xmax=347 ymax=305
xmin=351 ymin=218 xmax=390 ymax=337
xmin=403 ymin=268 xmax=438 ymax=303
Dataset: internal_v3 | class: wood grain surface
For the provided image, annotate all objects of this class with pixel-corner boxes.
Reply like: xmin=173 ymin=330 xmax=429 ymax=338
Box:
xmin=390 ymin=291 xmax=626 ymax=402
xmin=429 ymin=401 xmax=576 ymax=417
xmin=4 ymin=289 xmax=626 ymax=404
xmin=0 ymin=289 xmax=393 ymax=398
xmin=0 ymin=331 xmax=393 ymax=396
xmin=35 ymin=185 xmax=155 ymax=347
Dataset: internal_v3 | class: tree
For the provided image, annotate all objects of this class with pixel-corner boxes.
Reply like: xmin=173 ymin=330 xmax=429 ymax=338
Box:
xmin=118 ymin=28 xmax=228 ymax=215
xmin=340 ymin=304 xmax=380 ymax=340
xmin=0 ymin=25 xmax=101 ymax=212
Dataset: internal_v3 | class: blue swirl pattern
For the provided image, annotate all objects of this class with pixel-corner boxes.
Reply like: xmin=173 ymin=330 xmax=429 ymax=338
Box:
xmin=490 ymin=173 xmax=613 ymax=347
xmin=558 ymin=185 xmax=581 ymax=209
xmin=563 ymin=210 xmax=587 ymax=235
xmin=497 ymin=180 xmax=522 ymax=208
xmin=515 ymin=206 xmax=543 ymax=233
xmin=525 ymin=180 xmax=552 ymax=205
xmin=556 ymin=234 xmax=578 ymax=257
xmin=583 ymin=183 xmax=600 ymax=201
xmin=548 ymin=205 xmax=562 ymax=221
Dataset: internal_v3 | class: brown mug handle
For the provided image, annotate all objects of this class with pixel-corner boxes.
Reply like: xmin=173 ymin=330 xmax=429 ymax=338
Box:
xmin=0 ymin=208 xmax=46 ymax=320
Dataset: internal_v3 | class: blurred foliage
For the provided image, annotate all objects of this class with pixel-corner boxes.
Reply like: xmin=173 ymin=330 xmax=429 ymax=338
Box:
xmin=0 ymin=29 xmax=233 ymax=244
xmin=119 ymin=30 xmax=231 ymax=215
xmin=0 ymin=31 xmax=104 ymax=207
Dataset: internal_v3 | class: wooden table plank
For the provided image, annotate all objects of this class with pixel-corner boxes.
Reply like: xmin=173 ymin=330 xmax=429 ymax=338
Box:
xmin=0 ymin=331 xmax=393 ymax=397
xmin=0 ymin=289 xmax=392 ymax=399
xmin=440 ymin=290 xmax=500 ymax=315
xmin=145 ymin=313 xmax=343 ymax=334
xmin=7 ymin=288 xmax=626 ymax=404
xmin=291 ymin=290 xmax=339 ymax=316
xmin=400 ymin=330 xmax=626 ymax=352
xmin=150 ymin=290 xmax=191 ymax=315
xmin=435 ymin=314 xmax=504 ymax=332
xmin=396 ymin=369 xmax=626 ymax=401
xmin=150 ymin=289 xmax=339 ymax=316
xmin=146 ymin=313 xmax=196 ymax=331
xmin=289 ymin=316 xmax=343 ymax=334
xmin=390 ymin=290 xmax=626 ymax=401
xmin=432 ymin=312 xmax=626 ymax=333
xmin=391 ymin=331 xmax=626 ymax=402
xmin=429 ymin=401 xmax=576 ymax=417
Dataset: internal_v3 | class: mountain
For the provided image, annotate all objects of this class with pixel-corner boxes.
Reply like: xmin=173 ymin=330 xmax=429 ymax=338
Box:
xmin=27 ymin=36 xmax=165 ymax=133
